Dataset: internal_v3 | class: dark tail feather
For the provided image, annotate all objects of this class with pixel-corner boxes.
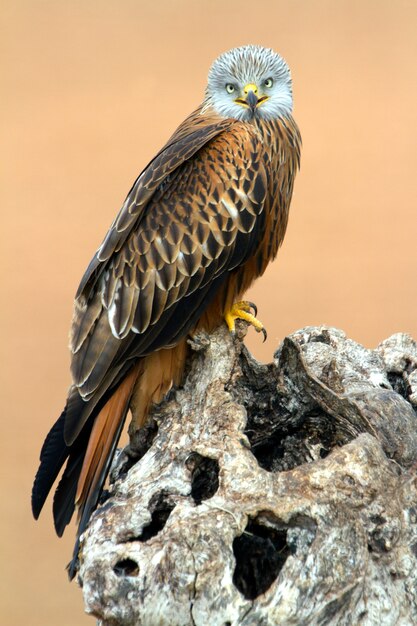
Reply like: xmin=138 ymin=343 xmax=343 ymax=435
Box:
xmin=53 ymin=441 xmax=87 ymax=537
xmin=31 ymin=389 xmax=85 ymax=520
xmin=32 ymin=406 xmax=70 ymax=520
xmin=33 ymin=367 xmax=139 ymax=581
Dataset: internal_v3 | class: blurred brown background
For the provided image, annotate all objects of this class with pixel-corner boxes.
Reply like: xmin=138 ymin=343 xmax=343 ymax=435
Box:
xmin=1 ymin=0 xmax=416 ymax=623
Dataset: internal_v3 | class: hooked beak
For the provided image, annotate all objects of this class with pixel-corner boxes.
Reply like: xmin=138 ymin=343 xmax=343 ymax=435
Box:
xmin=245 ymin=89 xmax=258 ymax=111
xmin=235 ymin=83 xmax=268 ymax=113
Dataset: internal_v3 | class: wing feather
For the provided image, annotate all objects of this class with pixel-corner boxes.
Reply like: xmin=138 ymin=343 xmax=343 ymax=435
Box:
xmin=71 ymin=292 xmax=102 ymax=354
xmin=76 ymin=108 xmax=234 ymax=301
xmin=71 ymin=313 xmax=120 ymax=394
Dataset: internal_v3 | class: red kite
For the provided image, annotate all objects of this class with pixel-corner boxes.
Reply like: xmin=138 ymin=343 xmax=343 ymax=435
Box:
xmin=32 ymin=44 xmax=301 ymax=578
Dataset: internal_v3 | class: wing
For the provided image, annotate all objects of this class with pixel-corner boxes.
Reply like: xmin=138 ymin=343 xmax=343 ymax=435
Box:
xmin=66 ymin=114 xmax=270 ymax=444
xmin=76 ymin=107 xmax=234 ymax=300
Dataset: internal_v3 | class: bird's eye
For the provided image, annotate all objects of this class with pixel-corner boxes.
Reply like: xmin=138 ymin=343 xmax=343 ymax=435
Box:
xmin=264 ymin=78 xmax=274 ymax=88
xmin=225 ymin=83 xmax=235 ymax=94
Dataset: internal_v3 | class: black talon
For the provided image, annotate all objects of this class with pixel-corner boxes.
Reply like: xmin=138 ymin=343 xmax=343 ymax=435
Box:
xmin=261 ymin=327 xmax=267 ymax=342
xmin=247 ymin=301 xmax=258 ymax=317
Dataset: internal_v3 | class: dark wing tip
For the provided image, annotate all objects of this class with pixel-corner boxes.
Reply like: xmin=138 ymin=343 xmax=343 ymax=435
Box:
xmin=32 ymin=406 xmax=70 ymax=520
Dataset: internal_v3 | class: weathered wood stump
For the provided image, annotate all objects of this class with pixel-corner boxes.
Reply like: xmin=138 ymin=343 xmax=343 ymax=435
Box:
xmin=77 ymin=325 xmax=417 ymax=626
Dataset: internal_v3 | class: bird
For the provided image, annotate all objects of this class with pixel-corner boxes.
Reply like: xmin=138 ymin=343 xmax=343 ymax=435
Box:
xmin=32 ymin=44 xmax=301 ymax=579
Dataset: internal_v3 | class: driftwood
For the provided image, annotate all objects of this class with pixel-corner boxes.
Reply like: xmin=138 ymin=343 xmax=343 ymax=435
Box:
xmin=76 ymin=325 xmax=417 ymax=626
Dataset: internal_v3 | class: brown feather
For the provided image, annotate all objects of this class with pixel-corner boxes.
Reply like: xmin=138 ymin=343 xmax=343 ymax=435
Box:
xmin=75 ymin=365 xmax=139 ymax=511
xmin=129 ymin=341 xmax=188 ymax=433
xmin=76 ymin=109 xmax=234 ymax=300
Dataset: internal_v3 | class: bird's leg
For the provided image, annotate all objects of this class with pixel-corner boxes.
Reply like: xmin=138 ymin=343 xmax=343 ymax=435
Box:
xmin=224 ymin=301 xmax=267 ymax=341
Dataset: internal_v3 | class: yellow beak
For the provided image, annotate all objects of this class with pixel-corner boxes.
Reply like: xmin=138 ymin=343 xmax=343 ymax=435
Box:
xmin=243 ymin=83 xmax=259 ymax=96
xmin=235 ymin=83 xmax=268 ymax=111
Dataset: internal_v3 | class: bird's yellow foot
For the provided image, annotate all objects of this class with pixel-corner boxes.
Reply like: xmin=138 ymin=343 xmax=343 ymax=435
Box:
xmin=224 ymin=301 xmax=267 ymax=341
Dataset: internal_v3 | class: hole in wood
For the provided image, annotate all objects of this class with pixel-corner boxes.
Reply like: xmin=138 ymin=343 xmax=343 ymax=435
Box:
xmin=232 ymin=520 xmax=291 ymax=599
xmin=186 ymin=453 xmax=220 ymax=505
xmin=113 ymin=558 xmax=139 ymax=577
xmin=138 ymin=491 xmax=176 ymax=542
xmin=247 ymin=409 xmax=343 ymax=473
xmin=387 ymin=372 xmax=409 ymax=400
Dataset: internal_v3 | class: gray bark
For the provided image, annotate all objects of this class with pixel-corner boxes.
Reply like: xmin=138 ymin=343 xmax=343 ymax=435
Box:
xmin=77 ymin=325 xmax=417 ymax=626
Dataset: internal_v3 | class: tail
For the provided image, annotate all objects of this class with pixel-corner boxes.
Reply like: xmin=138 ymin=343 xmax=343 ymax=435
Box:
xmin=32 ymin=342 xmax=188 ymax=579
xmin=31 ymin=366 xmax=139 ymax=579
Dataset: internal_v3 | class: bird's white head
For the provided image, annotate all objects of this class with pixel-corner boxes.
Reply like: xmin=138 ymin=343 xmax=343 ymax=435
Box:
xmin=204 ymin=44 xmax=293 ymax=122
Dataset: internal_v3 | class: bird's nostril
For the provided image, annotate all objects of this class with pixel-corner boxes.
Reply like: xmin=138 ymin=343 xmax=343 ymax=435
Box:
xmin=244 ymin=84 xmax=258 ymax=95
